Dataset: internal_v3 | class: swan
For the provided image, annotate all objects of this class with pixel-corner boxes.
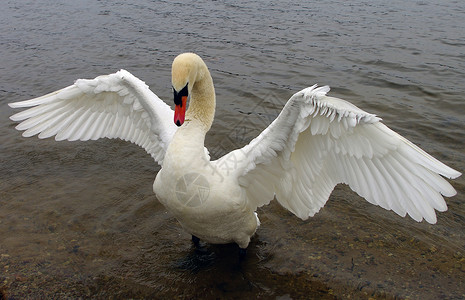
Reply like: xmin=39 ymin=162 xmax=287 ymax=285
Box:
xmin=9 ymin=53 xmax=461 ymax=256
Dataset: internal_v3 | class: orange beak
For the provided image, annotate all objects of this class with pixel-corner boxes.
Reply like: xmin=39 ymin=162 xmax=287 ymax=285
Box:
xmin=174 ymin=95 xmax=187 ymax=127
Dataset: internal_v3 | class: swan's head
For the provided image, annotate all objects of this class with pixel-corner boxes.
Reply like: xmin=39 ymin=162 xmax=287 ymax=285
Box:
xmin=172 ymin=53 xmax=206 ymax=126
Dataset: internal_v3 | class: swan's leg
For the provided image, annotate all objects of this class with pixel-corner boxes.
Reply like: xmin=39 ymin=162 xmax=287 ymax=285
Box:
xmin=239 ymin=248 xmax=247 ymax=260
xmin=192 ymin=235 xmax=200 ymax=247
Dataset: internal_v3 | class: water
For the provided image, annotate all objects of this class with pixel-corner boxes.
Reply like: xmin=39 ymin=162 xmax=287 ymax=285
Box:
xmin=1 ymin=0 xmax=464 ymax=298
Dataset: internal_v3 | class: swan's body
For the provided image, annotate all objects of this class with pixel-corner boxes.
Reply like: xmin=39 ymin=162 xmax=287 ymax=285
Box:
xmin=9 ymin=53 xmax=461 ymax=251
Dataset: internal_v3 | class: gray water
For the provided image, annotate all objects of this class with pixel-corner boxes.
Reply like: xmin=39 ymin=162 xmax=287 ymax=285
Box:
xmin=1 ymin=0 xmax=465 ymax=298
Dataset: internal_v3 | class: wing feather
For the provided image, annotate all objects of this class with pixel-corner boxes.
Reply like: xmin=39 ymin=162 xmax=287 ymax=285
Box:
xmin=224 ymin=85 xmax=460 ymax=223
xmin=9 ymin=70 xmax=177 ymax=164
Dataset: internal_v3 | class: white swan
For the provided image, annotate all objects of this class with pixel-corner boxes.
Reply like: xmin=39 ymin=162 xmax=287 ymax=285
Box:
xmin=9 ymin=53 xmax=461 ymax=254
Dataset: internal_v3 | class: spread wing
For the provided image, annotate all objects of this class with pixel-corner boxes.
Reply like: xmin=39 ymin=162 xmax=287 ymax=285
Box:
xmin=218 ymin=85 xmax=461 ymax=223
xmin=9 ymin=70 xmax=177 ymax=164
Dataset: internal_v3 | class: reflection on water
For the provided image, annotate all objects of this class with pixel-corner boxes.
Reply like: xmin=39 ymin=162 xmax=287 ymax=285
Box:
xmin=1 ymin=0 xmax=464 ymax=298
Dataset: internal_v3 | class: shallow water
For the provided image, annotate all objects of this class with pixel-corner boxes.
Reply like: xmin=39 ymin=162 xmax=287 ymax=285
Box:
xmin=1 ymin=0 xmax=465 ymax=298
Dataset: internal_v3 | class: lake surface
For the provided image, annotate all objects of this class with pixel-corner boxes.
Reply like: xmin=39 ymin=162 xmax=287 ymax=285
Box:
xmin=1 ymin=0 xmax=464 ymax=298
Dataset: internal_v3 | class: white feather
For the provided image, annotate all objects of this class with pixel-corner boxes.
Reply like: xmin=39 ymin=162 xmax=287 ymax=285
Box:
xmin=9 ymin=70 xmax=177 ymax=164
xmin=226 ymin=85 xmax=460 ymax=224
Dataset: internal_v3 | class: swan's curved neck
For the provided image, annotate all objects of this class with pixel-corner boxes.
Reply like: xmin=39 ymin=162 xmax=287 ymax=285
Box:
xmin=186 ymin=66 xmax=216 ymax=133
